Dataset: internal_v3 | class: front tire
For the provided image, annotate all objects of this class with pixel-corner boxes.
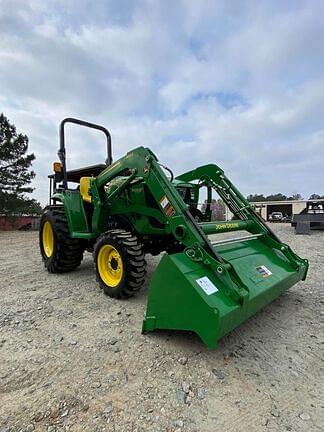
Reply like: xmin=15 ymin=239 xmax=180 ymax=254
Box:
xmin=94 ymin=229 xmax=146 ymax=299
xmin=39 ymin=207 xmax=85 ymax=273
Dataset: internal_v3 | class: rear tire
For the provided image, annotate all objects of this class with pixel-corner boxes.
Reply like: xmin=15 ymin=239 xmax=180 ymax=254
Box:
xmin=94 ymin=229 xmax=146 ymax=299
xmin=39 ymin=207 xmax=85 ymax=273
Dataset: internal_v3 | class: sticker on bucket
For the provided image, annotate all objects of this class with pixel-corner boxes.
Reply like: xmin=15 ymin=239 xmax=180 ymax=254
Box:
xmin=256 ymin=265 xmax=272 ymax=278
xmin=196 ymin=276 xmax=218 ymax=295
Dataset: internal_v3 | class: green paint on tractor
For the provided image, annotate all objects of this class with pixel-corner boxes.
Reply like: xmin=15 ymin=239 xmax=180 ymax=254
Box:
xmin=39 ymin=118 xmax=308 ymax=349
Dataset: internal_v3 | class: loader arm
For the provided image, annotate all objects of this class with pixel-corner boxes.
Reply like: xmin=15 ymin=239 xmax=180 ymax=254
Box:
xmin=92 ymin=147 xmax=244 ymax=302
xmin=176 ymin=165 xmax=307 ymax=275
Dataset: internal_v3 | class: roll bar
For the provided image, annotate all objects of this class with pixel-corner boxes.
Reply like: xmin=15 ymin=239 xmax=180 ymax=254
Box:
xmin=58 ymin=117 xmax=112 ymax=189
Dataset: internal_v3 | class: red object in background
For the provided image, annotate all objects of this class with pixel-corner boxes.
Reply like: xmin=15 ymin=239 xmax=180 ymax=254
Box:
xmin=0 ymin=216 xmax=38 ymax=230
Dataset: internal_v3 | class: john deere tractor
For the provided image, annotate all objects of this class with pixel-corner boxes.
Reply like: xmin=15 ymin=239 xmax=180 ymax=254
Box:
xmin=39 ymin=118 xmax=308 ymax=348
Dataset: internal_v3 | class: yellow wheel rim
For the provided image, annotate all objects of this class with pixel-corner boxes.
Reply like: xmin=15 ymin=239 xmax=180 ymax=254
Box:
xmin=97 ymin=244 xmax=123 ymax=288
xmin=42 ymin=221 xmax=54 ymax=258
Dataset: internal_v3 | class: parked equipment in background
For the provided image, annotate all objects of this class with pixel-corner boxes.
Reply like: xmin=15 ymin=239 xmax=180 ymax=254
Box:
xmin=39 ymin=118 xmax=309 ymax=348
xmin=268 ymin=211 xmax=290 ymax=223
xmin=292 ymin=201 xmax=324 ymax=234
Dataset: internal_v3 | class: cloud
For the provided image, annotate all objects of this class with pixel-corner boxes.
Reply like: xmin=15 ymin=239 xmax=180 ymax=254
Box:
xmin=0 ymin=0 xmax=323 ymax=204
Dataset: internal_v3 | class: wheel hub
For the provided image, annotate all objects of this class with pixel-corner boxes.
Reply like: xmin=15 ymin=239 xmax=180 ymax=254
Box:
xmin=97 ymin=244 xmax=123 ymax=287
xmin=42 ymin=221 xmax=54 ymax=258
xmin=110 ymin=257 xmax=118 ymax=270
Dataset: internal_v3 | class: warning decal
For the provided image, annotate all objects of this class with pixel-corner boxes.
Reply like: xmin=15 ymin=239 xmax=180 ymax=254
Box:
xmin=256 ymin=265 xmax=272 ymax=278
xmin=196 ymin=276 xmax=219 ymax=295
xmin=159 ymin=194 xmax=175 ymax=217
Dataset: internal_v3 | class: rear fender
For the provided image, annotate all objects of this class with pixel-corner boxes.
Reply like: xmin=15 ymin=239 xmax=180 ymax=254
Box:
xmin=51 ymin=191 xmax=89 ymax=235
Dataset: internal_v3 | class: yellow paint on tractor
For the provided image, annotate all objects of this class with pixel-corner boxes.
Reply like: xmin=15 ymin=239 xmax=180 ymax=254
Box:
xmin=97 ymin=244 xmax=123 ymax=287
xmin=42 ymin=221 xmax=54 ymax=257
xmin=80 ymin=177 xmax=92 ymax=203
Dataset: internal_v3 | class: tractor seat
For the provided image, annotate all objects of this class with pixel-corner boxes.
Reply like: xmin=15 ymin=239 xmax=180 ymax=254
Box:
xmin=80 ymin=177 xmax=92 ymax=203
xmin=66 ymin=163 xmax=106 ymax=183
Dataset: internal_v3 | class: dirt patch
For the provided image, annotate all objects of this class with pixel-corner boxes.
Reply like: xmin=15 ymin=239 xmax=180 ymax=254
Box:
xmin=0 ymin=225 xmax=323 ymax=431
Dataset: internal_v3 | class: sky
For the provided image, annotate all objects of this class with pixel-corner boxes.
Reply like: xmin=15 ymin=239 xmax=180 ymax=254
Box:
xmin=0 ymin=0 xmax=323 ymax=205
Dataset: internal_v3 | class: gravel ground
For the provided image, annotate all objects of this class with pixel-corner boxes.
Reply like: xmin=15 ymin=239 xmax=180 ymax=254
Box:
xmin=0 ymin=224 xmax=323 ymax=432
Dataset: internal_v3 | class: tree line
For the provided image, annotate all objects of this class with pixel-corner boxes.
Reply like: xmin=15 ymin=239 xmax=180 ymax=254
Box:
xmin=247 ymin=193 xmax=324 ymax=202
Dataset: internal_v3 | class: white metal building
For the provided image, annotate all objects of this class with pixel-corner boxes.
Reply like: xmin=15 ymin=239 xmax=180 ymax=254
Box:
xmin=225 ymin=199 xmax=323 ymax=221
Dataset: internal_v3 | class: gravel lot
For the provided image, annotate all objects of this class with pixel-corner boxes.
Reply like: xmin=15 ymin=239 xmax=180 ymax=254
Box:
xmin=0 ymin=224 xmax=323 ymax=432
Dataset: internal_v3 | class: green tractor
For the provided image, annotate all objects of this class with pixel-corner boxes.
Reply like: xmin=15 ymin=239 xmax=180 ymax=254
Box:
xmin=40 ymin=118 xmax=308 ymax=348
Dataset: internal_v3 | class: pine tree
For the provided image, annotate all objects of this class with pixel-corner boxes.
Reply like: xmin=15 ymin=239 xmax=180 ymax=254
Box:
xmin=0 ymin=113 xmax=39 ymax=214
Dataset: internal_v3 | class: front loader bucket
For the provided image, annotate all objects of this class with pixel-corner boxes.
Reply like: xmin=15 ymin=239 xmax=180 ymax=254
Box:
xmin=142 ymin=233 xmax=308 ymax=349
